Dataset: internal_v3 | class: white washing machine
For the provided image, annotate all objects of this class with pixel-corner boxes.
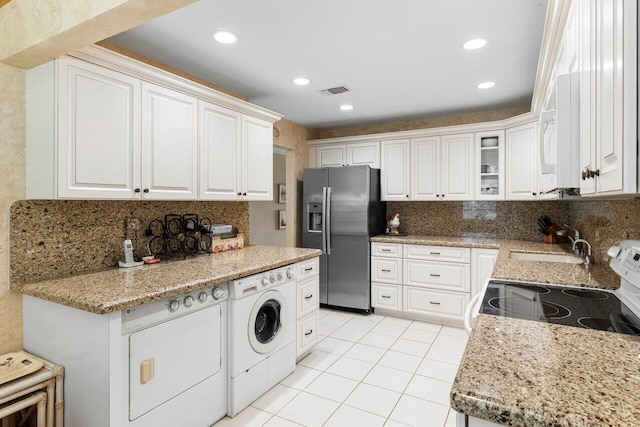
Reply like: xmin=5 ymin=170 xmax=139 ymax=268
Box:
xmin=227 ymin=265 xmax=296 ymax=416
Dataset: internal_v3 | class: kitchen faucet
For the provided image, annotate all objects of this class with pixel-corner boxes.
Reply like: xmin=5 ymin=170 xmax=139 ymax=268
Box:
xmin=572 ymin=238 xmax=594 ymax=265
xmin=557 ymin=225 xmax=581 ymax=246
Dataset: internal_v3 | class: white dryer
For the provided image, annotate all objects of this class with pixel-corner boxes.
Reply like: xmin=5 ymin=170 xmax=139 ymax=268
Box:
xmin=227 ymin=265 xmax=296 ymax=416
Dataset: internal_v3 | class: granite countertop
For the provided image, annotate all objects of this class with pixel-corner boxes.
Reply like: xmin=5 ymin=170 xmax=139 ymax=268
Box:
xmin=11 ymin=246 xmax=322 ymax=314
xmin=451 ymin=315 xmax=640 ymax=426
xmin=371 ymin=234 xmax=619 ymax=289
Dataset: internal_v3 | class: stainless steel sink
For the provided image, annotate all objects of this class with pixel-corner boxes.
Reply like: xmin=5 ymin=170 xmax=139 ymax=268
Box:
xmin=510 ymin=252 xmax=584 ymax=264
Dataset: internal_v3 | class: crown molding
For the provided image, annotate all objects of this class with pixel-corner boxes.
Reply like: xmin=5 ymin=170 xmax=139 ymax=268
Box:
xmin=71 ymin=44 xmax=283 ymax=123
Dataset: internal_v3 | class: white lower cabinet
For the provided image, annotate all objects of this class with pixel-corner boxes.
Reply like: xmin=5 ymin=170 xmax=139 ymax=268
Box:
xmin=295 ymin=257 xmax=320 ymax=360
xmin=403 ymin=287 xmax=468 ymax=319
xmin=371 ymin=282 xmax=402 ymax=310
xmin=371 ymin=243 xmax=477 ymax=326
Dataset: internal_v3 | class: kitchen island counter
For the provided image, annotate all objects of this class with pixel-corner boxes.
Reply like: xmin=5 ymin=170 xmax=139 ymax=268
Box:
xmin=371 ymin=235 xmax=619 ymax=290
xmin=11 ymin=245 xmax=321 ymax=314
xmin=451 ymin=314 xmax=640 ymax=426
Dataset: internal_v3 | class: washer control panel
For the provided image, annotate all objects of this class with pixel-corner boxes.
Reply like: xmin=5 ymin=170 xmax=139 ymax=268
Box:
xmin=229 ymin=265 xmax=296 ymax=300
xmin=122 ymin=282 xmax=229 ymax=333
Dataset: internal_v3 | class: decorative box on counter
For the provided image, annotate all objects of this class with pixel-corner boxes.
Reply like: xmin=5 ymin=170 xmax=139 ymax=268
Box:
xmin=211 ymin=233 xmax=245 ymax=253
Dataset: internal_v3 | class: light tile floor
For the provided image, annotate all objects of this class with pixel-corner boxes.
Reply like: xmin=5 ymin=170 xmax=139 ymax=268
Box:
xmin=214 ymin=308 xmax=467 ymax=427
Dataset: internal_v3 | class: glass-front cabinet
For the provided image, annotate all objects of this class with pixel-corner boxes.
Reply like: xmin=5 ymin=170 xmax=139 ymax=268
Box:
xmin=475 ymin=130 xmax=505 ymax=200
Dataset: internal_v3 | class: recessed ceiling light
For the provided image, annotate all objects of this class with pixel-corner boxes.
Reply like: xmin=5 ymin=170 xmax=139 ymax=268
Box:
xmin=477 ymin=81 xmax=496 ymax=89
xmin=340 ymin=104 xmax=354 ymax=111
xmin=292 ymin=77 xmax=310 ymax=86
xmin=212 ymin=31 xmax=239 ymax=44
xmin=463 ymin=38 xmax=487 ymax=50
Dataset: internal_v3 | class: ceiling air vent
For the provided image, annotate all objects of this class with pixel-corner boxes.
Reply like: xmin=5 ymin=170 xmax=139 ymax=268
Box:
xmin=320 ymin=86 xmax=349 ymax=96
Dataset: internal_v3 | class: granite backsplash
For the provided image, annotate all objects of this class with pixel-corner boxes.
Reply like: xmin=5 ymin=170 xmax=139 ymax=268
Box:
xmin=10 ymin=200 xmax=249 ymax=284
xmin=387 ymin=201 xmax=571 ymax=242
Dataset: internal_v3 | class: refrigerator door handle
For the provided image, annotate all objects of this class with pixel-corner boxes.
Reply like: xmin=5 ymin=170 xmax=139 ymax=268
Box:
xmin=321 ymin=187 xmax=327 ymax=254
xmin=326 ymin=186 xmax=332 ymax=255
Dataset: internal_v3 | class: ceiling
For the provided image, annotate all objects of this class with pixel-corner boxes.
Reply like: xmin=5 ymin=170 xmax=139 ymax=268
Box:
xmin=107 ymin=0 xmax=548 ymax=130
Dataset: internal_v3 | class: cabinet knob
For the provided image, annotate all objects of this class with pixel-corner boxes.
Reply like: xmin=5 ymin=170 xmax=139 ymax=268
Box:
xmin=405 ymin=194 xmax=409 ymax=198
xmin=441 ymin=194 xmax=444 ymax=198
xmin=532 ymin=192 xmax=537 ymax=196
xmin=134 ymin=188 xmax=141 ymax=193
xmin=237 ymin=192 xmax=242 ymax=196
xmin=243 ymin=192 xmax=247 ymax=196
xmin=591 ymin=169 xmax=600 ymax=178
xmin=143 ymin=188 xmax=149 ymax=194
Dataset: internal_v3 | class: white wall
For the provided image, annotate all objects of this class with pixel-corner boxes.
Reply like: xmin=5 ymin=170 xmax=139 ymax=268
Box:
xmin=249 ymin=152 xmax=286 ymax=246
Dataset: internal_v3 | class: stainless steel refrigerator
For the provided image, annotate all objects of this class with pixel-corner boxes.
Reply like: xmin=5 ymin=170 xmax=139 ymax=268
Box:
xmin=302 ymin=166 xmax=385 ymax=312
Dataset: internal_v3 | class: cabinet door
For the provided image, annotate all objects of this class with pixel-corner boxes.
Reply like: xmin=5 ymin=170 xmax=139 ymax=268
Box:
xmin=317 ymin=145 xmax=346 ymax=167
xmin=141 ymin=82 xmax=197 ymax=200
xmin=198 ymin=101 xmax=241 ymax=200
xmin=347 ymin=141 xmax=380 ymax=168
xmin=381 ymin=139 xmax=410 ymax=201
xmin=441 ymin=133 xmax=474 ymax=200
xmin=594 ymin=0 xmax=627 ymax=194
xmin=579 ymin=0 xmax=597 ymax=195
xmin=58 ymin=57 xmax=140 ymax=198
xmin=410 ymin=136 xmax=439 ymax=201
xmin=475 ymin=131 xmax=505 ymax=200
xmin=471 ymin=248 xmax=498 ymax=298
xmin=505 ymin=123 xmax=538 ymax=200
xmin=242 ymin=116 xmax=273 ymax=200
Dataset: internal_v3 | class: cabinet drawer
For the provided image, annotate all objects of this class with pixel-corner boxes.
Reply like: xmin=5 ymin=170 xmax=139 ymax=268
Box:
xmin=371 ymin=257 xmax=402 ymax=284
xmin=297 ymin=276 xmax=319 ymax=319
xmin=404 ymin=259 xmax=469 ymax=291
xmin=297 ymin=311 xmax=319 ymax=356
xmin=371 ymin=242 xmax=401 ymax=258
xmin=404 ymin=244 xmax=470 ymax=263
xmin=296 ymin=257 xmax=319 ymax=280
xmin=371 ymin=282 xmax=401 ymax=311
xmin=403 ymin=287 xmax=468 ymax=319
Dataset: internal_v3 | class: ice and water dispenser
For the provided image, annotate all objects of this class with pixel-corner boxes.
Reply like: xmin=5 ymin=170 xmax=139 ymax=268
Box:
xmin=307 ymin=203 xmax=323 ymax=233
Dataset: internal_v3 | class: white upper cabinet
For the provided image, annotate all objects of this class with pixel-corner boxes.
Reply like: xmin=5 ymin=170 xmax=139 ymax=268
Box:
xmin=506 ymin=122 xmax=538 ymax=200
xmin=242 ymin=116 xmax=273 ymax=200
xmin=441 ymin=133 xmax=475 ymax=200
xmin=475 ymin=131 xmax=505 ymax=200
xmin=57 ymin=57 xmax=141 ymax=199
xmin=410 ymin=137 xmax=440 ymax=201
xmin=315 ymin=141 xmax=380 ymax=168
xmin=141 ymin=82 xmax=198 ymax=200
xmin=198 ymin=101 xmax=242 ymax=200
xmin=347 ymin=141 xmax=380 ymax=168
xmin=578 ymin=0 xmax=638 ymax=196
xmin=26 ymin=50 xmax=281 ymax=201
xmin=199 ymin=102 xmax=273 ymax=201
xmin=381 ymin=139 xmax=410 ymax=201
xmin=317 ymin=145 xmax=346 ymax=167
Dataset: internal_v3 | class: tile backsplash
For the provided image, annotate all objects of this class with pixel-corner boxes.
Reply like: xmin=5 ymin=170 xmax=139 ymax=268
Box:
xmin=386 ymin=201 xmax=571 ymax=241
xmin=10 ymin=200 xmax=249 ymax=284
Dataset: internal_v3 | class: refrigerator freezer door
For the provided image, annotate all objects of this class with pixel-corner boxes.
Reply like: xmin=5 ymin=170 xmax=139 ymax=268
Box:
xmin=326 ymin=235 xmax=371 ymax=310
xmin=327 ymin=166 xmax=371 ymax=236
xmin=302 ymin=168 xmax=329 ymax=304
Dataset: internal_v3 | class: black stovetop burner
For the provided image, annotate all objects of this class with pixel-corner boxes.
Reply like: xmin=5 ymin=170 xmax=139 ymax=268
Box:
xmin=480 ymin=280 xmax=640 ymax=336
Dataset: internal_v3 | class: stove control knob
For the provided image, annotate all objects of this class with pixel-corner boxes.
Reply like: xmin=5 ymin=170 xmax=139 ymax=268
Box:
xmin=607 ymin=246 xmax=621 ymax=258
xmin=262 ymin=276 xmax=270 ymax=286
xmin=286 ymin=268 xmax=295 ymax=279
xmin=198 ymin=292 xmax=208 ymax=303
xmin=269 ymin=275 xmax=276 ymax=283
xmin=168 ymin=299 xmax=179 ymax=313
xmin=183 ymin=295 xmax=194 ymax=308
xmin=277 ymin=272 xmax=283 ymax=281
xmin=212 ymin=287 xmax=225 ymax=300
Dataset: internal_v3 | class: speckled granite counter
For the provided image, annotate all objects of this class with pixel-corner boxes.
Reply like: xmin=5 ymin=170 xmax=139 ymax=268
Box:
xmin=371 ymin=235 xmax=619 ymax=289
xmin=451 ymin=315 xmax=640 ymax=426
xmin=11 ymin=246 xmax=321 ymax=314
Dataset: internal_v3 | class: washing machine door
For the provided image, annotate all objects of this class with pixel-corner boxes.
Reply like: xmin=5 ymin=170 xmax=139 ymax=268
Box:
xmin=248 ymin=290 xmax=288 ymax=354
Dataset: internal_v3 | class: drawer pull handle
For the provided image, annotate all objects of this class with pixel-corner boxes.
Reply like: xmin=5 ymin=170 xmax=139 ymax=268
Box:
xmin=304 ymin=329 xmax=313 ymax=336
xmin=429 ymin=301 xmax=441 ymax=305
xmin=381 ymin=295 xmax=391 ymax=299
xmin=430 ymin=252 xmax=441 ymax=255
xmin=381 ymin=249 xmax=392 ymax=252
xmin=304 ymin=294 xmax=313 ymax=300
xmin=429 ymin=274 xmax=441 ymax=277
xmin=304 ymin=267 xmax=313 ymax=272
xmin=381 ymin=269 xmax=391 ymax=272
